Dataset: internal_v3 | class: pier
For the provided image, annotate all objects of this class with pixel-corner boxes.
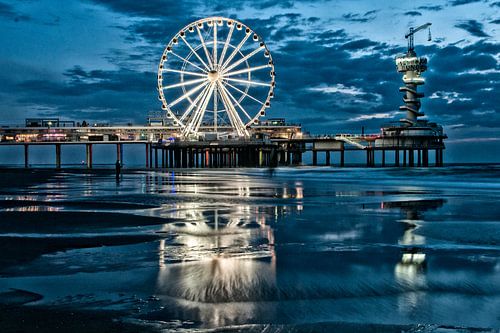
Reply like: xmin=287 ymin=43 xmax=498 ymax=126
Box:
xmin=0 ymin=122 xmax=445 ymax=168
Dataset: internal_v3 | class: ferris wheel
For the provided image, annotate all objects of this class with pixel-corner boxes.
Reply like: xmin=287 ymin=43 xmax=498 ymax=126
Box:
xmin=158 ymin=17 xmax=275 ymax=138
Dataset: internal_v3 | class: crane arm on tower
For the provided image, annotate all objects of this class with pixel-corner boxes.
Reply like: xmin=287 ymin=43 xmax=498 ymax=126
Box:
xmin=405 ymin=22 xmax=432 ymax=53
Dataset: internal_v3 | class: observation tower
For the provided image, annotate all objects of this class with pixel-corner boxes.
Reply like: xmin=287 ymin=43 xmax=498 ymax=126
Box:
xmin=375 ymin=22 xmax=447 ymax=166
xmin=396 ymin=23 xmax=431 ymax=125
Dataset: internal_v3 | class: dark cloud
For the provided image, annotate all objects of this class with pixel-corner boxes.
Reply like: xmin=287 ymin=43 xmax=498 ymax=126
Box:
xmin=404 ymin=11 xmax=422 ymax=16
xmin=491 ymin=1 xmax=500 ymax=7
xmin=449 ymin=0 xmax=481 ymax=6
xmin=8 ymin=65 xmax=156 ymax=122
xmin=342 ymin=10 xmax=377 ymax=23
xmin=417 ymin=5 xmax=443 ymax=11
xmin=256 ymin=0 xmax=294 ymax=9
xmin=455 ymin=20 xmax=490 ymax=37
xmin=340 ymin=39 xmax=379 ymax=51
xmin=0 ymin=1 xmax=30 ymax=21
xmin=491 ymin=19 xmax=500 ymax=24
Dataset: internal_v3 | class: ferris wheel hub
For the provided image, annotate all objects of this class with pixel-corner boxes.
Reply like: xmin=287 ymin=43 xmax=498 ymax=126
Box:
xmin=207 ymin=70 xmax=220 ymax=82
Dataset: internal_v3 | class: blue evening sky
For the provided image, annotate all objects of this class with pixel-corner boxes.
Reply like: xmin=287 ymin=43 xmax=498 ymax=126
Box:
xmin=0 ymin=0 xmax=498 ymax=162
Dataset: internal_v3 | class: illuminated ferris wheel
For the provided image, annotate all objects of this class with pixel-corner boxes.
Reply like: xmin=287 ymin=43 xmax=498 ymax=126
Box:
xmin=157 ymin=17 xmax=275 ymax=138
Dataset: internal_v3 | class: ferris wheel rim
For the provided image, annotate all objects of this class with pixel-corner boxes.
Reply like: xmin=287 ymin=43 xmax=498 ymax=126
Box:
xmin=157 ymin=16 xmax=275 ymax=137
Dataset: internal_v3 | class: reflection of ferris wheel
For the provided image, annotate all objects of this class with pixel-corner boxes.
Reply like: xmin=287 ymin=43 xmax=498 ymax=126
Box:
xmin=158 ymin=17 xmax=275 ymax=138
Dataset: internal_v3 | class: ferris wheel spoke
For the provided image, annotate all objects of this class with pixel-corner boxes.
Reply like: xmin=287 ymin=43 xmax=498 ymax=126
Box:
xmin=223 ymin=64 xmax=271 ymax=77
xmin=163 ymin=68 xmax=207 ymax=77
xmin=221 ymin=46 xmax=264 ymax=74
xmin=182 ymin=84 xmax=213 ymax=134
xmin=196 ymin=26 xmax=214 ymax=69
xmin=170 ymin=51 xmax=207 ymax=74
xmin=225 ymin=82 xmax=265 ymax=106
xmin=217 ymin=86 xmax=238 ymax=131
xmin=163 ymin=77 xmax=208 ymax=90
xmin=219 ymin=83 xmax=252 ymax=121
xmin=179 ymin=35 xmax=211 ymax=71
xmin=218 ymin=82 xmax=247 ymax=136
xmin=168 ymin=81 xmax=209 ymax=108
xmin=193 ymin=83 xmax=215 ymax=133
xmin=224 ymin=77 xmax=272 ymax=87
xmin=213 ymin=23 xmax=218 ymax=69
xmin=179 ymin=84 xmax=211 ymax=122
xmin=218 ymin=23 xmax=234 ymax=69
xmin=213 ymin=85 xmax=218 ymax=131
xmin=221 ymin=32 xmax=251 ymax=70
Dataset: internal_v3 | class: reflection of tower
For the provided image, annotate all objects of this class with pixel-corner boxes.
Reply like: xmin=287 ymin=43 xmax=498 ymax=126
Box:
xmin=387 ymin=198 xmax=444 ymax=312
xmin=395 ymin=23 xmax=431 ymax=126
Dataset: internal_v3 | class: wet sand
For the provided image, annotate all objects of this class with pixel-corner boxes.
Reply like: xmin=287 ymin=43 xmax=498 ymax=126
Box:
xmin=0 ymin=166 xmax=499 ymax=332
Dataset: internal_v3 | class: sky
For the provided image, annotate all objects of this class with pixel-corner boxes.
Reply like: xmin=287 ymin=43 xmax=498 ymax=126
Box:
xmin=0 ymin=0 xmax=498 ymax=162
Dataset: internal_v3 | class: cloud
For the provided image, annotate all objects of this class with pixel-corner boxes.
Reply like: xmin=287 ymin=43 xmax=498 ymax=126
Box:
xmin=429 ymin=91 xmax=472 ymax=104
xmin=347 ymin=112 xmax=397 ymax=122
xmin=342 ymin=10 xmax=378 ymax=23
xmin=455 ymin=20 xmax=490 ymax=37
xmin=449 ymin=0 xmax=482 ymax=6
xmin=404 ymin=11 xmax=422 ymax=16
xmin=0 ymin=1 xmax=30 ymax=21
xmin=309 ymin=84 xmax=366 ymax=96
xmin=417 ymin=5 xmax=443 ymax=11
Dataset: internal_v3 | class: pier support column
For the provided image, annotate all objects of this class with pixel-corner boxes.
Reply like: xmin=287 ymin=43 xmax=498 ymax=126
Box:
xmin=409 ymin=149 xmax=414 ymax=167
xmin=436 ymin=149 xmax=443 ymax=167
xmin=116 ymin=143 xmax=123 ymax=166
xmin=395 ymin=149 xmax=400 ymax=166
xmin=312 ymin=150 xmax=317 ymax=166
xmin=149 ymin=144 xmax=153 ymax=169
xmin=382 ymin=150 xmax=386 ymax=167
xmin=86 ymin=144 xmax=93 ymax=169
xmin=161 ymin=149 xmax=165 ymax=168
xmin=422 ymin=149 xmax=428 ymax=167
xmin=417 ymin=149 xmax=421 ymax=167
xmin=24 ymin=144 xmax=29 ymax=168
xmin=325 ymin=151 xmax=331 ymax=166
xmin=154 ymin=148 xmax=158 ymax=168
xmin=366 ymin=148 xmax=375 ymax=167
xmin=340 ymin=149 xmax=345 ymax=167
xmin=145 ymin=143 xmax=149 ymax=168
xmin=403 ymin=149 xmax=407 ymax=167
xmin=55 ymin=144 xmax=61 ymax=169
xmin=182 ymin=148 xmax=188 ymax=168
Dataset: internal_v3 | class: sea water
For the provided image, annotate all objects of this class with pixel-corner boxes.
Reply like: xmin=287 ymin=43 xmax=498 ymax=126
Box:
xmin=0 ymin=165 xmax=499 ymax=331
